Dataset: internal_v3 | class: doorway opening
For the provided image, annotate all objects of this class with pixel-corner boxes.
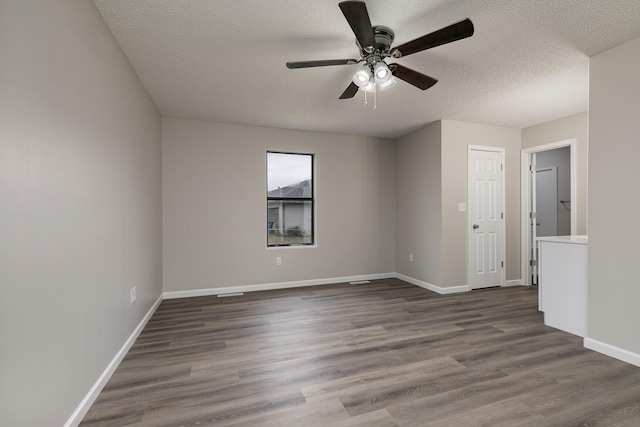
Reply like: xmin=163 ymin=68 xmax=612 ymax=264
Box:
xmin=521 ymin=139 xmax=577 ymax=285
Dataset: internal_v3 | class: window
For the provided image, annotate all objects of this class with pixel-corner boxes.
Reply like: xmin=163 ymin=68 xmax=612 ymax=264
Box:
xmin=267 ymin=152 xmax=314 ymax=246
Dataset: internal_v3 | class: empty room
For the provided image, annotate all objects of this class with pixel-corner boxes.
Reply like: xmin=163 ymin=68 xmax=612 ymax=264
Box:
xmin=2 ymin=1 xmax=640 ymax=426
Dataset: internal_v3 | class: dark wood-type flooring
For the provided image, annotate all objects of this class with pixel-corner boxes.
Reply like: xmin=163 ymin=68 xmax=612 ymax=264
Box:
xmin=81 ymin=279 xmax=640 ymax=426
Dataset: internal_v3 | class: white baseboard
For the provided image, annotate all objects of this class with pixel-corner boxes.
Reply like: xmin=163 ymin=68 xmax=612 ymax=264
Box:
xmin=64 ymin=294 xmax=163 ymax=427
xmin=395 ymin=273 xmax=469 ymax=295
xmin=162 ymin=273 xmax=396 ymax=299
xmin=395 ymin=274 xmax=522 ymax=293
xmin=504 ymin=279 xmax=523 ymax=287
xmin=584 ymin=337 xmax=640 ymax=368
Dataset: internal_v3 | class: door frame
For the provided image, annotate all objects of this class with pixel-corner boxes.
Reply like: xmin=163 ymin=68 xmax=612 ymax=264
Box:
xmin=520 ymin=139 xmax=577 ymax=285
xmin=467 ymin=145 xmax=506 ymax=291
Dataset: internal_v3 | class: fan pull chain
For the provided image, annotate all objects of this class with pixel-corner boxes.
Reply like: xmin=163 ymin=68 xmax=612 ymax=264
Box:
xmin=364 ymin=87 xmax=368 ymax=106
xmin=374 ymin=82 xmax=377 ymax=110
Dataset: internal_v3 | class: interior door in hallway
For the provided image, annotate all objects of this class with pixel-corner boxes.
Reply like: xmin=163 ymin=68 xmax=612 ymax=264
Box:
xmin=468 ymin=147 xmax=505 ymax=290
xmin=535 ymin=167 xmax=558 ymax=237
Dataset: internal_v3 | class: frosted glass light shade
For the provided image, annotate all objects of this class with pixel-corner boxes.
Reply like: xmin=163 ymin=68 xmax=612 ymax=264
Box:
xmin=352 ymin=65 xmax=371 ymax=88
xmin=374 ymin=62 xmax=390 ymax=79
xmin=378 ymin=76 xmax=396 ymax=90
xmin=362 ymin=75 xmax=376 ymax=93
xmin=374 ymin=62 xmax=392 ymax=84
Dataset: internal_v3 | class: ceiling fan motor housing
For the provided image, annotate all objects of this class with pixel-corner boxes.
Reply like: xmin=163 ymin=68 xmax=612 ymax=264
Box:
xmin=357 ymin=25 xmax=395 ymax=63
xmin=373 ymin=26 xmax=395 ymax=53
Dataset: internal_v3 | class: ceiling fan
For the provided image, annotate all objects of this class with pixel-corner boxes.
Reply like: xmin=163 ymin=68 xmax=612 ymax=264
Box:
xmin=286 ymin=1 xmax=474 ymax=100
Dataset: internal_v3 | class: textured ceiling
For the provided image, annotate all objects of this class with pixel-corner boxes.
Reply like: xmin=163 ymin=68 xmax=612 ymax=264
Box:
xmin=93 ymin=0 xmax=640 ymax=139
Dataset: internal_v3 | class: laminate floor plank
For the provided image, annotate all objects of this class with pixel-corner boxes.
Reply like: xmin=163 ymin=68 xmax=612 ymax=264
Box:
xmin=422 ymin=398 xmax=546 ymax=427
xmin=386 ymin=370 xmax=555 ymax=424
xmin=81 ymin=279 xmax=640 ymax=426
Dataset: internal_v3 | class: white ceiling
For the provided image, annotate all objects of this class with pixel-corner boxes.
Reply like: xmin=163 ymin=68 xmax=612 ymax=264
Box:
xmin=93 ymin=0 xmax=640 ymax=139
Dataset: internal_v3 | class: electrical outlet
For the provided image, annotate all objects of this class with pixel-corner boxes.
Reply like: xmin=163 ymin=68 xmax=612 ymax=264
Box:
xmin=130 ymin=287 xmax=136 ymax=304
xmin=409 ymin=254 xmax=413 ymax=262
xmin=276 ymin=257 xmax=282 ymax=266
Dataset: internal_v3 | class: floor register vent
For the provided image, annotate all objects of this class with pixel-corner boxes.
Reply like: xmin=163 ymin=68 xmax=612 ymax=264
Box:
xmin=217 ymin=292 xmax=245 ymax=298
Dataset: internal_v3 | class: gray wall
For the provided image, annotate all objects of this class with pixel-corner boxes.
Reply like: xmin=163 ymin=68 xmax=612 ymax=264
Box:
xmin=162 ymin=118 xmax=396 ymax=292
xmin=395 ymin=120 xmax=521 ymax=289
xmin=395 ymin=122 xmax=443 ymax=286
xmin=0 ymin=1 xmax=163 ymax=425
xmin=588 ymin=36 xmax=640 ymax=355
xmin=441 ymin=120 xmax=522 ymax=286
xmin=522 ymin=112 xmax=588 ymax=235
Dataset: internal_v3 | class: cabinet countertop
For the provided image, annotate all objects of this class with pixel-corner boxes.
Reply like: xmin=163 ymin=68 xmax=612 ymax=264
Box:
xmin=536 ymin=235 xmax=587 ymax=245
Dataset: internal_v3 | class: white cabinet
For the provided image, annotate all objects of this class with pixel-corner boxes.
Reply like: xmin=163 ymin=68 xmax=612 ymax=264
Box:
xmin=537 ymin=236 xmax=587 ymax=337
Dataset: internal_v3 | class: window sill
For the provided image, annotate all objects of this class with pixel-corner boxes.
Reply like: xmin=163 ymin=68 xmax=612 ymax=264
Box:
xmin=266 ymin=244 xmax=317 ymax=250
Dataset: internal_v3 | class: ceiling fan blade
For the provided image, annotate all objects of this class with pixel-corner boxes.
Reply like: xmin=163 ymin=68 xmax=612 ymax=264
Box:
xmin=390 ymin=63 xmax=438 ymax=90
xmin=286 ymin=59 xmax=359 ymax=69
xmin=339 ymin=82 xmax=359 ymax=99
xmin=339 ymin=1 xmax=376 ymax=50
xmin=391 ymin=18 xmax=474 ymax=58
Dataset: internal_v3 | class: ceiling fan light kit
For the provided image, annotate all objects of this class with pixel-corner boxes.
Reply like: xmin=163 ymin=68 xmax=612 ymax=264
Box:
xmin=352 ymin=64 xmax=371 ymax=87
xmin=374 ymin=62 xmax=390 ymax=80
xmin=378 ymin=76 xmax=396 ymax=91
xmin=286 ymin=1 xmax=474 ymax=105
xmin=373 ymin=62 xmax=395 ymax=90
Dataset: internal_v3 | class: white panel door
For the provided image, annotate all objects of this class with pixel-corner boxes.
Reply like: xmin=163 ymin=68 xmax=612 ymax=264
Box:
xmin=535 ymin=167 xmax=558 ymax=237
xmin=468 ymin=148 xmax=504 ymax=290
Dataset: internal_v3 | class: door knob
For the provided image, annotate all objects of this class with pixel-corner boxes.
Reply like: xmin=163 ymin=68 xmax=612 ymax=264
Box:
xmin=472 ymin=224 xmax=480 ymax=229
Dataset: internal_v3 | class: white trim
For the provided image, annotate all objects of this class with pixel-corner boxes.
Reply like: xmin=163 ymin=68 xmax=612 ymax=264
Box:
xmin=503 ymin=279 xmax=523 ymax=287
xmin=584 ymin=337 xmax=640 ymax=368
xmin=395 ymin=273 xmax=469 ymax=295
xmin=266 ymin=244 xmax=317 ymax=251
xmin=520 ymin=150 xmax=531 ymax=286
xmin=467 ymin=145 xmax=506 ymax=291
xmin=521 ymin=139 xmax=577 ymax=285
xmin=467 ymin=144 xmax=503 ymax=153
xmin=162 ymin=273 xmax=396 ymax=299
xmin=64 ymin=294 xmax=163 ymax=427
